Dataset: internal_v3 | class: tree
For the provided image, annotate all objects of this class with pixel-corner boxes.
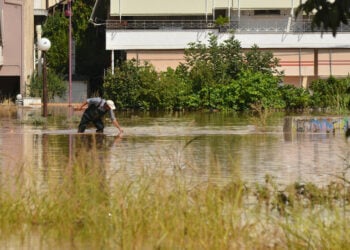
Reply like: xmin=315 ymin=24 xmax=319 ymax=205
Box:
xmin=42 ymin=0 xmax=109 ymax=90
xmin=296 ymin=0 xmax=350 ymax=36
xmin=42 ymin=12 xmax=69 ymax=75
xmin=244 ymin=45 xmax=281 ymax=76
xmin=182 ymin=33 xmax=243 ymax=89
xmin=103 ymin=60 xmax=142 ymax=109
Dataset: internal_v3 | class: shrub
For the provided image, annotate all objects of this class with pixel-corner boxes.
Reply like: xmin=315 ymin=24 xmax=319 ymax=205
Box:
xmin=309 ymin=76 xmax=350 ymax=111
xmin=279 ymin=84 xmax=311 ymax=110
xmin=29 ymin=70 xmax=67 ymax=100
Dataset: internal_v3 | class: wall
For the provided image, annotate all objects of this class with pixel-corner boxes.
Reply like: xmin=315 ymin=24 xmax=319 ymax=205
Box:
xmin=110 ymin=0 xmax=295 ymax=16
xmin=53 ymin=80 xmax=87 ymax=103
xmin=127 ymin=50 xmax=186 ymax=71
xmin=0 ymin=0 xmax=34 ymax=96
xmin=1 ymin=0 xmax=22 ymax=76
xmin=107 ymin=30 xmax=350 ymax=86
xmin=23 ymin=0 xmax=34 ymax=94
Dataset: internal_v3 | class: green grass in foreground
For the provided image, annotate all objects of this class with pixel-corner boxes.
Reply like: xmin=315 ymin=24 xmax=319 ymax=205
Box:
xmin=0 ymin=153 xmax=350 ymax=249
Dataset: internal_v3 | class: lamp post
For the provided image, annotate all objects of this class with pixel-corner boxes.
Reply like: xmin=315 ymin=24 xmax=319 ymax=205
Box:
xmin=66 ymin=0 xmax=72 ymax=109
xmin=37 ymin=37 xmax=51 ymax=117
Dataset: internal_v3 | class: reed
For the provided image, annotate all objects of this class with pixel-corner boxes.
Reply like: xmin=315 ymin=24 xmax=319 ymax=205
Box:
xmin=0 ymin=150 xmax=349 ymax=249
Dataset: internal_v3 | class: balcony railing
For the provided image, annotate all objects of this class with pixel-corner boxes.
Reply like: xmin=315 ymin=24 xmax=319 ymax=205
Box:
xmin=106 ymin=20 xmax=215 ymax=30
xmin=106 ymin=19 xmax=350 ymax=33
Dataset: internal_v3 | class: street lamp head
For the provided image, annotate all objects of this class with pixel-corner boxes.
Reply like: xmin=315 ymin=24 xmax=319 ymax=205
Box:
xmin=37 ymin=38 xmax=51 ymax=51
xmin=37 ymin=37 xmax=51 ymax=117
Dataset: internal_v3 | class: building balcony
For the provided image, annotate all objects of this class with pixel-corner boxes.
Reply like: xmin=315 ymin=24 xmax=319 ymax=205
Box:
xmin=106 ymin=19 xmax=215 ymax=30
xmin=106 ymin=19 xmax=350 ymax=34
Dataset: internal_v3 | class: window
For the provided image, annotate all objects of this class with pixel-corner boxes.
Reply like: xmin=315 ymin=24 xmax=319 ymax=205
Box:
xmin=254 ymin=10 xmax=281 ymax=16
xmin=214 ymin=9 xmax=227 ymax=19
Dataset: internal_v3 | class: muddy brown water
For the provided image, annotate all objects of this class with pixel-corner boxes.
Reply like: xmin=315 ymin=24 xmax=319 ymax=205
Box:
xmin=1 ymin=105 xmax=350 ymax=187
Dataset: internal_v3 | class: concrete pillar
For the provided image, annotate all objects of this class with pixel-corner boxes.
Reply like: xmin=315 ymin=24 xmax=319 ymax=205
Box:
xmin=111 ymin=50 xmax=115 ymax=75
xmin=36 ymin=25 xmax=42 ymax=76
xmin=314 ymin=48 xmax=318 ymax=79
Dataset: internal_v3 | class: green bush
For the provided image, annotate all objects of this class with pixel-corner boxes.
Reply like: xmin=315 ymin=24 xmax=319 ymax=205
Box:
xmin=103 ymin=61 xmax=192 ymax=111
xmin=29 ymin=70 xmax=67 ymax=100
xmin=103 ymin=34 xmax=350 ymax=112
xmin=214 ymin=15 xmax=229 ymax=26
xmin=157 ymin=68 xmax=192 ymax=110
xmin=233 ymin=70 xmax=285 ymax=111
xmin=279 ymin=84 xmax=311 ymax=110
xmin=103 ymin=59 xmax=142 ymax=109
xmin=309 ymin=76 xmax=350 ymax=111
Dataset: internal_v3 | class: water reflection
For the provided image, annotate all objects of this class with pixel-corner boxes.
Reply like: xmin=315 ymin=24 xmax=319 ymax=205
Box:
xmin=0 ymin=106 xmax=349 ymax=188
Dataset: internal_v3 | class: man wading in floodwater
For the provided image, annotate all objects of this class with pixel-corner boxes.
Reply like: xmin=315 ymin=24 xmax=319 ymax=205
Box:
xmin=76 ymin=97 xmax=123 ymax=134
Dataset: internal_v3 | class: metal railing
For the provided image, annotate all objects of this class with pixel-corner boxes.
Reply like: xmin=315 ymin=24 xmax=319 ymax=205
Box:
xmin=106 ymin=20 xmax=215 ymax=30
xmin=106 ymin=19 xmax=350 ymax=33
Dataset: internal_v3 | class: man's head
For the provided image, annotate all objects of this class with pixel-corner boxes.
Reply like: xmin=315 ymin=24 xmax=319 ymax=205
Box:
xmin=106 ymin=100 xmax=116 ymax=110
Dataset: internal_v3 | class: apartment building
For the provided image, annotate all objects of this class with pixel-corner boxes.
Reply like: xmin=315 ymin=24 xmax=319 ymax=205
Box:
xmin=101 ymin=0 xmax=350 ymax=87
xmin=0 ymin=0 xmax=60 ymax=99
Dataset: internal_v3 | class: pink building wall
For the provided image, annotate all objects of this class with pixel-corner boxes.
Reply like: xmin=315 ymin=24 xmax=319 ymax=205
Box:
xmin=0 ymin=0 xmax=34 ymax=96
xmin=127 ymin=50 xmax=186 ymax=71
xmin=1 ymin=1 xmax=22 ymax=76
xmin=126 ymin=48 xmax=350 ymax=87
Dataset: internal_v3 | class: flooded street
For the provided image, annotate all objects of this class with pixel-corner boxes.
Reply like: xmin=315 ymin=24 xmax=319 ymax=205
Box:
xmin=1 ymin=105 xmax=350 ymax=188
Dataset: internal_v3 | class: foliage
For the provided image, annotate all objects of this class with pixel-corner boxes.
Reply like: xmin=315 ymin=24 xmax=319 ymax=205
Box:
xmin=220 ymin=35 xmax=245 ymax=79
xmin=296 ymin=0 xmax=350 ymax=36
xmin=214 ymin=15 xmax=229 ymax=26
xmin=103 ymin=60 xmax=191 ymax=110
xmin=233 ymin=70 xmax=285 ymax=111
xmin=182 ymin=33 xmax=244 ymax=88
xmin=70 ymin=0 xmax=96 ymax=43
xmin=72 ymin=0 xmax=110 ymax=83
xmin=42 ymin=0 xmax=109 ymax=87
xmin=135 ymin=62 xmax=160 ymax=110
xmin=157 ymin=68 xmax=192 ymax=110
xmin=28 ymin=70 xmax=67 ymax=100
xmin=42 ymin=12 xmax=69 ymax=75
xmin=244 ymin=45 xmax=282 ymax=76
xmin=198 ymin=84 xmax=239 ymax=110
xmin=309 ymin=76 xmax=350 ymax=111
xmin=103 ymin=59 xmax=142 ymax=110
xmin=101 ymin=33 xmax=350 ymax=112
xmin=103 ymin=33 xmax=299 ymax=111
xmin=279 ymin=84 xmax=311 ymax=110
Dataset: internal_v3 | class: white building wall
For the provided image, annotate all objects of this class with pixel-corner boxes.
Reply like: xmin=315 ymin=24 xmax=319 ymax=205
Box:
xmin=110 ymin=0 xmax=295 ymax=16
xmin=34 ymin=0 xmax=60 ymax=11
xmin=106 ymin=30 xmax=350 ymax=50
xmin=111 ymin=0 xmax=209 ymax=16
xmin=238 ymin=0 xmax=294 ymax=9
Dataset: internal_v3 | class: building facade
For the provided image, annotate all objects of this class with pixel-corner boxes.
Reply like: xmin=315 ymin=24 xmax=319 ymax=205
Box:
xmin=0 ymin=0 xmax=60 ymax=99
xmin=104 ymin=0 xmax=350 ymax=87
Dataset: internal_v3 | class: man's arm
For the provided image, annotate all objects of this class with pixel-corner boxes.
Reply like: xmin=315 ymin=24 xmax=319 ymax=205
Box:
xmin=109 ymin=109 xmax=123 ymax=134
xmin=112 ymin=119 xmax=124 ymax=134
xmin=76 ymin=101 xmax=88 ymax=111
xmin=75 ymin=97 xmax=102 ymax=111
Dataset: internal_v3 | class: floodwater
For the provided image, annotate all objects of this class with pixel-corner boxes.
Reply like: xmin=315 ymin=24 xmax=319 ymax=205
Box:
xmin=1 ymin=105 xmax=350 ymax=188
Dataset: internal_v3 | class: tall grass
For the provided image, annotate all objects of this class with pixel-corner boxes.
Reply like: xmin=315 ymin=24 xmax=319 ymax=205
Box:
xmin=0 ymin=148 xmax=349 ymax=249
